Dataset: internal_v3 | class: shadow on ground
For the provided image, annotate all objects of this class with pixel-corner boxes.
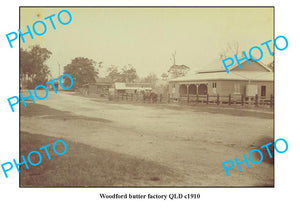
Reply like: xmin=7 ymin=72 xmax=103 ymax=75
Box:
xmin=249 ymin=136 xmax=275 ymax=165
xmin=20 ymin=131 xmax=182 ymax=187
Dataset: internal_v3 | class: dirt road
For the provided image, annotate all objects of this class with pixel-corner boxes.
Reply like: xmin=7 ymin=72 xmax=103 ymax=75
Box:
xmin=20 ymin=91 xmax=274 ymax=186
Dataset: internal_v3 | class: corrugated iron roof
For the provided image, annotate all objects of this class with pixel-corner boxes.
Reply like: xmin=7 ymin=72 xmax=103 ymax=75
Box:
xmin=114 ymin=82 xmax=152 ymax=90
xmin=169 ymin=71 xmax=273 ymax=82
xmin=197 ymin=59 xmax=273 ymax=73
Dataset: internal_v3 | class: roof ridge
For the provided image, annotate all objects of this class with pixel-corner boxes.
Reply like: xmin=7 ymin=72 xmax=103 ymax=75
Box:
xmin=229 ymin=58 xmax=272 ymax=72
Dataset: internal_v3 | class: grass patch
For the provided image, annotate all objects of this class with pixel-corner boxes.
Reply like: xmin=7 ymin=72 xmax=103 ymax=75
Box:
xmin=21 ymin=103 xmax=111 ymax=123
xmin=20 ymin=132 xmax=180 ymax=187
xmin=21 ymin=102 xmax=70 ymax=117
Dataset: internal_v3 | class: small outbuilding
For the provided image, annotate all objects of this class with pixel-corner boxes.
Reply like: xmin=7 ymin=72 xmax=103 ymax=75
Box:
xmin=81 ymin=78 xmax=112 ymax=97
xmin=114 ymin=82 xmax=152 ymax=95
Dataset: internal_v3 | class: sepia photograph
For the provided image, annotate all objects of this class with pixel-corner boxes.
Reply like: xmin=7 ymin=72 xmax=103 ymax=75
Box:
xmin=19 ymin=7 xmax=274 ymax=187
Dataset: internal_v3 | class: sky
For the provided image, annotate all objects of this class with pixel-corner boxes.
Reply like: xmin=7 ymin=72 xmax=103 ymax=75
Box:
xmin=20 ymin=7 xmax=274 ymax=78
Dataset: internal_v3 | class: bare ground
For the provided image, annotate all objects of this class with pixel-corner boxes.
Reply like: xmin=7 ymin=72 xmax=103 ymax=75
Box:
xmin=20 ymin=91 xmax=274 ymax=187
xmin=20 ymin=131 xmax=181 ymax=187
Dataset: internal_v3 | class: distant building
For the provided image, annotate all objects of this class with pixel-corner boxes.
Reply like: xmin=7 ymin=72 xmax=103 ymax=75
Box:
xmin=113 ymin=82 xmax=152 ymax=95
xmin=81 ymin=77 xmax=112 ymax=97
xmin=168 ymin=59 xmax=273 ymax=100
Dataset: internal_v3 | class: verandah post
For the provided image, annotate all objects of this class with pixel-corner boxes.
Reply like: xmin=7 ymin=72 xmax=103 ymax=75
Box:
xmin=241 ymin=94 xmax=244 ymax=106
xmin=196 ymin=85 xmax=199 ymax=103
xmin=255 ymin=94 xmax=258 ymax=107
xmin=187 ymin=85 xmax=190 ymax=104
xmin=206 ymin=94 xmax=209 ymax=104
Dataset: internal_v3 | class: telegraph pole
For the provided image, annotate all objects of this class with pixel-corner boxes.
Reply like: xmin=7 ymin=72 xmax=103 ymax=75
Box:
xmin=171 ymin=50 xmax=176 ymax=65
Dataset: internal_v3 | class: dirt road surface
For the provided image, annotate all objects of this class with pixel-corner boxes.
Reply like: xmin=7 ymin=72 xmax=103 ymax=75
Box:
xmin=20 ymin=91 xmax=274 ymax=186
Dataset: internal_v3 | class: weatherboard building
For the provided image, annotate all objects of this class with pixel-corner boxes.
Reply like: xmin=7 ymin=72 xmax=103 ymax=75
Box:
xmin=168 ymin=60 xmax=273 ymax=101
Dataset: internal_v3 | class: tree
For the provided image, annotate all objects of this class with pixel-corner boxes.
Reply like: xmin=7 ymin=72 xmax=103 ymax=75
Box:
xmin=140 ymin=73 xmax=158 ymax=87
xmin=168 ymin=64 xmax=190 ymax=78
xmin=106 ymin=64 xmax=138 ymax=83
xmin=33 ymin=66 xmax=51 ymax=86
xmin=95 ymin=61 xmax=104 ymax=76
xmin=167 ymin=51 xmax=190 ymax=78
xmin=161 ymin=73 xmax=168 ymax=81
xmin=219 ymin=41 xmax=241 ymax=61
xmin=20 ymin=48 xmax=32 ymax=82
xmin=20 ymin=45 xmax=52 ymax=88
xmin=63 ymin=57 xmax=99 ymax=88
xmin=106 ymin=65 xmax=123 ymax=82
xmin=121 ymin=64 xmax=138 ymax=83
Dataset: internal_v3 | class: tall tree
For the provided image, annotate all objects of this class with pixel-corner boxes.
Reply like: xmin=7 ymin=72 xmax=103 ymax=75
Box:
xmin=20 ymin=48 xmax=32 ymax=82
xmin=168 ymin=64 xmax=190 ymax=78
xmin=106 ymin=64 xmax=138 ymax=83
xmin=20 ymin=45 xmax=52 ymax=88
xmin=140 ymin=73 xmax=158 ymax=87
xmin=219 ymin=41 xmax=241 ymax=60
xmin=167 ymin=51 xmax=190 ymax=78
xmin=63 ymin=57 xmax=98 ymax=88
xmin=95 ymin=61 xmax=104 ymax=76
xmin=121 ymin=64 xmax=138 ymax=83
xmin=106 ymin=65 xmax=123 ymax=82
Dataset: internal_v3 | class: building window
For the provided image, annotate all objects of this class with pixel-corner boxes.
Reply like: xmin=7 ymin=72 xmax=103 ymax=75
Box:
xmin=212 ymin=82 xmax=217 ymax=88
xmin=234 ymin=83 xmax=240 ymax=94
xmin=179 ymin=84 xmax=187 ymax=96
xmin=172 ymin=84 xmax=175 ymax=94
xmin=261 ymin=85 xmax=266 ymax=97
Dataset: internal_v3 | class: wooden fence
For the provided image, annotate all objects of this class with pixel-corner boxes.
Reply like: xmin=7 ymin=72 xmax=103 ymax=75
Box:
xmin=174 ymin=94 xmax=274 ymax=108
xmin=109 ymin=93 xmax=167 ymax=103
xmin=109 ymin=93 xmax=274 ymax=108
